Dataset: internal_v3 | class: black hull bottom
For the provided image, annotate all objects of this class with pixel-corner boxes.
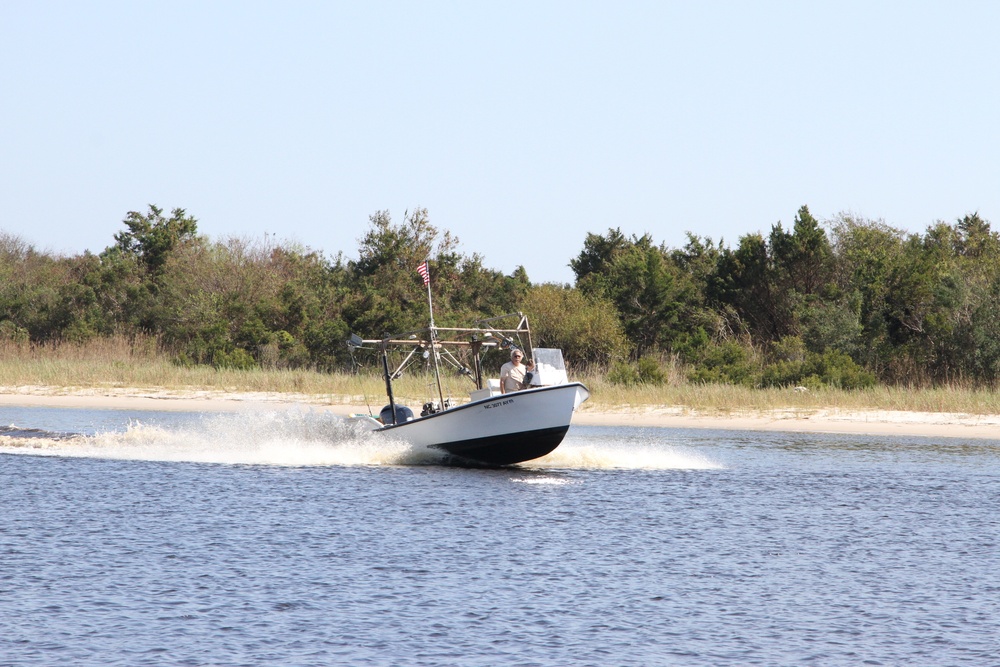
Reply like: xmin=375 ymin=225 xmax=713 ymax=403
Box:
xmin=430 ymin=426 xmax=570 ymax=466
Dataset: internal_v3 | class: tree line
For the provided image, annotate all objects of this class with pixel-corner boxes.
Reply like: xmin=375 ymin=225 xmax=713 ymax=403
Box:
xmin=3 ymin=204 xmax=999 ymax=389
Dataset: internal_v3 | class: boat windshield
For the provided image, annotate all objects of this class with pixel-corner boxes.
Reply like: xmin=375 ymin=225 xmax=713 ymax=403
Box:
xmin=528 ymin=348 xmax=568 ymax=386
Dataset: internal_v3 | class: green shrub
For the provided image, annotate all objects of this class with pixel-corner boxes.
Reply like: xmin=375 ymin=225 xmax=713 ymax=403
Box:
xmin=686 ymin=341 xmax=760 ymax=386
xmin=673 ymin=326 xmax=711 ymax=364
xmin=212 ymin=347 xmax=256 ymax=370
xmin=760 ymin=348 xmax=875 ymax=389
xmin=807 ymin=349 xmax=876 ymax=389
xmin=771 ymin=336 xmax=806 ymax=363
xmin=0 ymin=321 xmax=29 ymax=343
xmin=607 ymin=356 xmax=668 ymax=386
xmin=608 ymin=360 xmax=640 ymax=386
xmin=524 ymin=284 xmax=628 ymax=366
xmin=636 ymin=356 xmax=667 ymax=385
xmin=761 ymin=359 xmax=805 ymax=388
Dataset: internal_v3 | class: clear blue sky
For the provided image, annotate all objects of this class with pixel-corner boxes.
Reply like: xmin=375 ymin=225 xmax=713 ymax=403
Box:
xmin=3 ymin=2 xmax=998 ymax=284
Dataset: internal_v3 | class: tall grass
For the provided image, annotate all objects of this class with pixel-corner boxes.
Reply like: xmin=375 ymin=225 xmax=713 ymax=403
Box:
xmin=3 ymin=337 xmax=1000 ymax=415
xmin=580 ymin=377 xmax=1000 ymax=414
xmin=0 ymin=336 xmax=453 ymax=405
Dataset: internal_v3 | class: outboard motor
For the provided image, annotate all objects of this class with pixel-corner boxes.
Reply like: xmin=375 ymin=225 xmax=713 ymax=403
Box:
xmin=379 ymin=404 xmax=414 ymax=425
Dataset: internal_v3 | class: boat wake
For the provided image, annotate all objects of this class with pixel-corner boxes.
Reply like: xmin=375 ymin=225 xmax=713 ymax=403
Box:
xmin=0 ymin=410 xmax=442 ymax=467
xmin=526 ymin=438 xmax=724 ymax=470
xmin=1 ymin=411 xmax=723 ymax=470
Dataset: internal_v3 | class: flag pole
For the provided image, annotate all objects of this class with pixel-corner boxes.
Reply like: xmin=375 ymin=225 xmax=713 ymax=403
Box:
xmin=426 ymin=271 xmax=436 ymax=329
xmin=419 ymin=260 xmax=446 ymax=409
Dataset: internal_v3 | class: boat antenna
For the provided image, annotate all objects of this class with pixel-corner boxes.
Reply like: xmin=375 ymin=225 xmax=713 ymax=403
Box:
xmin=418 ymin=259 xmax=446 ymax=409
xmin=347 ymin=333 xmax=376 ymax=417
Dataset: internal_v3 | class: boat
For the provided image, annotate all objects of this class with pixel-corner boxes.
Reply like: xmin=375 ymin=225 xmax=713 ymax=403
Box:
xmin=348 ymin=299 xmax=590 ymax=465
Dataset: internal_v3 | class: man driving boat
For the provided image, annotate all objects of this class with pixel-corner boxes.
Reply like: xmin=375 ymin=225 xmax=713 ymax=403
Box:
xmin=499 ymin=349 xmax=535 ymax=393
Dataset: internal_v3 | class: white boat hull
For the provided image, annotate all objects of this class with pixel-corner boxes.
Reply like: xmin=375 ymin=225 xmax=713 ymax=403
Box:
xmin=376 ymin=382 xmax=590 ymax=465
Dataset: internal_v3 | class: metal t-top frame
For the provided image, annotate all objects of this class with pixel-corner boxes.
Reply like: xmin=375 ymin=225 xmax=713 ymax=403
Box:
xmin=352 ymin=312 xmax=534 ymax=423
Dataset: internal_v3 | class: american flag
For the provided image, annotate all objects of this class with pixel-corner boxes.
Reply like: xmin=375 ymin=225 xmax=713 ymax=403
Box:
xmin=417 ymin=260 xmax=430 ymax=286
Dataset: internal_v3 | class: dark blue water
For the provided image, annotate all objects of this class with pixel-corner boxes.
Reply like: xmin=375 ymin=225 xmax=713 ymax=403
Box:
xmin=2 ymin=407 xmax=999 ymax=666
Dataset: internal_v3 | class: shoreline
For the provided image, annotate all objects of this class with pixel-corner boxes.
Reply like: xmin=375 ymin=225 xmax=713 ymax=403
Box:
xmin=2 ymin=387 xmax=1000 ymax=440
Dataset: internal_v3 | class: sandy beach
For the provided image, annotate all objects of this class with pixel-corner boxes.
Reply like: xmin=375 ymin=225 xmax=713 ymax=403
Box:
xmin=3 ymin=385 xmax=999 ymax=440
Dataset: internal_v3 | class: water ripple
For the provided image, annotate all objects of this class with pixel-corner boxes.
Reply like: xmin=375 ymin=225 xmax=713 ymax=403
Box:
xmin=1 ymin=412 xmax=998 ymax=665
